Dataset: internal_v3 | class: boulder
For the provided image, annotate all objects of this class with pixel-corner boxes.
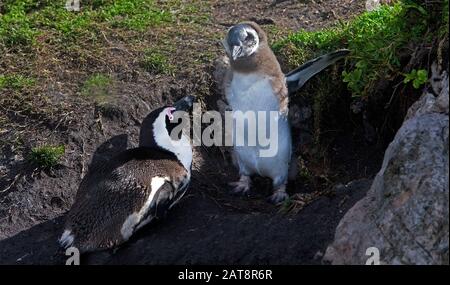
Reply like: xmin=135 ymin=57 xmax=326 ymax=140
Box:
xmin=323 ymin=68 xmax=449 ymax=265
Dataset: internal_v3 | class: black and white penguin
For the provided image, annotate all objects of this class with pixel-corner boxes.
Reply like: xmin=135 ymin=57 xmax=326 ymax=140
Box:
xmin=221 ymin=22 xmax=348 ymax=204
xmin=59 ymin=96 xmax=195 ymax=253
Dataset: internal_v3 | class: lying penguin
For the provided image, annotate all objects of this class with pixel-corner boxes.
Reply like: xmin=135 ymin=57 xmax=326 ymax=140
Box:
xmin=59 ymin=95 xmax=195 ymax=253
xmin=220 ymin=21 xmax=349 ymax=204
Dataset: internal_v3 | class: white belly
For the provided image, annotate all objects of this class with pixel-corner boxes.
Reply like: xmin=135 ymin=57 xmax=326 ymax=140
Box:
xmin=226 ymin=72 xmax=291 ymax=185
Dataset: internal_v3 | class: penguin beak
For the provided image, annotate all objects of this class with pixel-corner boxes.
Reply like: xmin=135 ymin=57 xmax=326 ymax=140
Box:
xmin=173 ymin=95 xmax=195 ymax=112
xmin=232 ymin=45 xmax=243 ymax=60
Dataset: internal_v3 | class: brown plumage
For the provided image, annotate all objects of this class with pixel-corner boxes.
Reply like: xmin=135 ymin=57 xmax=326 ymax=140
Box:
xmin=225 ymin=21 xmax=289 ymax=115
xmin=63 ymin=148 xmax=188 ymax=252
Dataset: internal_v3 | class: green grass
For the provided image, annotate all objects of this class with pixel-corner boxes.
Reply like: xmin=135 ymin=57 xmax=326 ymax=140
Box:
xmin=140 ymin=48 xmax=173 ymax=75
xmin=29 ymin=144 xmax=65 ymax=168
xmin=0 ymin=2 xmax=38 ymax=47
xmin=81 ymin=73 xmax=113 ymax=100
xmin=0 ymin=74 xmax=35 ymax=90
xmin=0 ymin=0 xmax=173 ymax=48
xmin=98 ymin=0 xmax=172 ymax=31
xmin=273 ymin=1 xmax=430 ymax=97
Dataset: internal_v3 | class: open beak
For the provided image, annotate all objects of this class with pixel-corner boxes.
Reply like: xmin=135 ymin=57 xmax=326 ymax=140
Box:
xmin=232 ymin=45 xmax=243 ymax=61
xmin=173 ymin=95 xmax=195 ymax=112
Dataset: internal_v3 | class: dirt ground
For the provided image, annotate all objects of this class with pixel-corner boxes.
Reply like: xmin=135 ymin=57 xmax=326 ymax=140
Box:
xmin=0 ymin=0 xmax=383 ymax=265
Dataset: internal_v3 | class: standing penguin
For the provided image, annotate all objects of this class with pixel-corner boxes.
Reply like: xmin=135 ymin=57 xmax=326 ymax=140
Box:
xmin=59 ymin=96 xmax=195 ymax=253
xmin=221 ymin=22 xmax=348 ymax=204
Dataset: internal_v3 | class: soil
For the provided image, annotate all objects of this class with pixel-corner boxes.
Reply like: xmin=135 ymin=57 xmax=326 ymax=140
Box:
xmin=0 ymin=0 xmax=384 ymax=265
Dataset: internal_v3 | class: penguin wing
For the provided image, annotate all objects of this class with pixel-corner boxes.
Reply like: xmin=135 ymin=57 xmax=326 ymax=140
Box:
xmin=149 ymin=181 xmax=175 ymax=219
xmin=270 ymin=74 xmax=289 ymax=116
xmin=149 ymin=176 xmax=190 ymax=219
xmin=286 ymin=49 xmax=350 ymax=94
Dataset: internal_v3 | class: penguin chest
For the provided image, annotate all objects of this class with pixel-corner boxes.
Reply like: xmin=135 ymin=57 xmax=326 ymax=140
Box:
xmin=226 ymin=72 xmax=291 ymax=177
xmin=227 ymin=72 xmax=279 ymax=112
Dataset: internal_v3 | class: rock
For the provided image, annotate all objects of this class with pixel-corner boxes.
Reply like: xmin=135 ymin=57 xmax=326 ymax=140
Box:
xmin=324 ymin=68 xmax=449 ymax=265
xmin=365 ymin=0 xmax=381 ymax=11
xmin=365 ymin=0 xmax=394 ymax=11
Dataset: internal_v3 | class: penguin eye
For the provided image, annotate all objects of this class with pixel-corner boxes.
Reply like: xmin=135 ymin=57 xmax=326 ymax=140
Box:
xmin=245 ymin=34 xmax=253 ymax=41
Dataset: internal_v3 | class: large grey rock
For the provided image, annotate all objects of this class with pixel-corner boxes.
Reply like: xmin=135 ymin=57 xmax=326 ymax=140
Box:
xmin=324 ymin=68 xmax=449 ymax=265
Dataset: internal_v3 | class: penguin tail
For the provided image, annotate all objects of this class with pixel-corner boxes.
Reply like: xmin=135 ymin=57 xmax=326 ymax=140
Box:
xmin=286 ymin=49 xmax=350 ymax=94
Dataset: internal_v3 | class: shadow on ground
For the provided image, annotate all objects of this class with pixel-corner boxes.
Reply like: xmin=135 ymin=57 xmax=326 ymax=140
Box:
xmin=0 ymin=175 xmax=371 ymax=265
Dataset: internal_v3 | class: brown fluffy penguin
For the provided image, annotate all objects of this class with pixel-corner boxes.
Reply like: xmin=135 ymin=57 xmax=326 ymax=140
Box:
xmin=59 ymin=96 xmax=195 ymax=253
xmin=221 ymin=21 xmax=348 ymax=204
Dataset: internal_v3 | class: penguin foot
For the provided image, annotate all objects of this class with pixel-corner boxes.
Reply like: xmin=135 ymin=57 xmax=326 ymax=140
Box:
xmin=229 ymin=175 xmax=251 ymax=195
xmin=269 ymin=186 xmax=289 ymax=204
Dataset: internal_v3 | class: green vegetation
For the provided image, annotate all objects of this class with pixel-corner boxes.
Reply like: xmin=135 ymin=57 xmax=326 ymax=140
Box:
xmin=0 ymin=0 xmax=173 ymax=48
xmin=0 ymin=74 xmax=35 ymax=90
xmin=441 ymin=0 xmax=449 ymax=36
xmin=273 ymin=1 xmax=431 ymax=97
xmin=81 ymin=73 xmax=113 ymax=100
xmin=0 ymin=2 xmax=38 ymax=47
xmin=140 ymin=48 xmax=173 ymax=75
xmin=403 ymin=69 xmax=428 ymax=89
xmin=29 ymin=144 xmax=65 ymax=168
xmin=98 ymin=0 xmax=172 ymax=31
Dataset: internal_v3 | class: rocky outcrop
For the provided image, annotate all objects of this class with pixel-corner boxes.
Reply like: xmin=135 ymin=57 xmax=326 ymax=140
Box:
xmin=324 ymin=66 xmax=449 ymax=265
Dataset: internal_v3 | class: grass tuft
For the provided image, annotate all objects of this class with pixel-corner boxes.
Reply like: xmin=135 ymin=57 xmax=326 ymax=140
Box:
xmin=29 ymin=144 xmax=65 ymax=168
xmin=81 ymin=73 xmax=113 ymax=101
xmin=0 ymin=74 xmax=35 ymax=90
xmin=140 ymin=48 xmax=173 ymax=75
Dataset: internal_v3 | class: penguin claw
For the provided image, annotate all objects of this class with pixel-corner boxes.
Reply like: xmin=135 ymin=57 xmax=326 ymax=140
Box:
xmin=228 ymin=176 xmax=251 ymax=196
xmin=229 ymin=182 xmax=250 ymax=195
xmin=269 ymin=189 xmax=289 ymax=205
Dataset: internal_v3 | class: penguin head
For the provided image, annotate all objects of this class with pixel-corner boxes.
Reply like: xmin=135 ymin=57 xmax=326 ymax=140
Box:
xmin=223 ymin=22 xmax=261 ymax=61
xmin=144 ymin=95 xmax=195 ymax=152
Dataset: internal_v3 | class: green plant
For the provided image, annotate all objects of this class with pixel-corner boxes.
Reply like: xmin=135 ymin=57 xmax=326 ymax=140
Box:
xmin=30 ymin=145 xmax=65 ymax=168
xmin=403 ymin=69 xmax=428 ymax=89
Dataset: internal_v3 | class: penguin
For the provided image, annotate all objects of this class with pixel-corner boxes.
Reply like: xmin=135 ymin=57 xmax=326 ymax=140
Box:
xmin=221 ymin=21 xmax=348 ymax=204
xmin=59 ymin=95 xmax=195 ymax=253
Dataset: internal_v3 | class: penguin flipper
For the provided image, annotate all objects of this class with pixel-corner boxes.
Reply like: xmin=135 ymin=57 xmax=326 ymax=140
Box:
xmin=286 ymin=49 xmax=350 ymax=94
xmin=149 ymin=182 xmax=175 ymax=219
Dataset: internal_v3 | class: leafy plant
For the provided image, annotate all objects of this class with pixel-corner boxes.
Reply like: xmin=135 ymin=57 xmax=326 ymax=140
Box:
xmin=403 ymin=69 xmax=428 ymax=89
xmin=30 ymin=145 xmax=65 ymax=168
